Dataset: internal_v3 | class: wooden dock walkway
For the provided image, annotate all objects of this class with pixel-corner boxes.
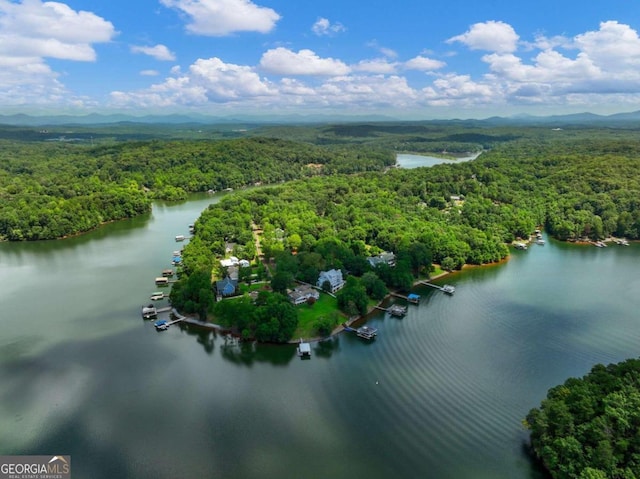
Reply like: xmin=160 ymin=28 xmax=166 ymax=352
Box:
xmin=419 ymin=281 xmax=455 ymax=294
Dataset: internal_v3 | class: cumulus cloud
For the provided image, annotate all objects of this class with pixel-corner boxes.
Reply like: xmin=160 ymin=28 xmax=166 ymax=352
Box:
xmin=105 ymin=20 xmax=640 ymax=115
xmin=404 ymin=56 xmax=446 ymax=71
xmin=0 ymin=0 xmax=116 ymax=60
xmin=131 ymin=44 xmax=176 ymax=61
xmin=160 ymin=0 xmax=280 ymax=36
xmin=352 ymin=58 xmax=397 ymax=74
xmin=574 ymin=21 xmax=640 ymax=71
xmin=448 ymin=20 xmax=519 ymax=53
xmin=312 ymin=17 xmax=346 ymax=36
xmin=111 ymin=57 xmax=276 ymax=108
xmin=0 ymin=0 xmax=115 ymax=107
xmin=259 ymin=48 xmax=350 ymax=75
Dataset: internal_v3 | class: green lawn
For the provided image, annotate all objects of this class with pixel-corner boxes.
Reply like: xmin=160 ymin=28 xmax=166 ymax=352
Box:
xmin=293 ymin=293 xmax=345 ymax=339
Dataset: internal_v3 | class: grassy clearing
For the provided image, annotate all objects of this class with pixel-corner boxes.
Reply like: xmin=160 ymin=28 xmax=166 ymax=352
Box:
xmin=293 ymin=293 xmax=345 ymax=339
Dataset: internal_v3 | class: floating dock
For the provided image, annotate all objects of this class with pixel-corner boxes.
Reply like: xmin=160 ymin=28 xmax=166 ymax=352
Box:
xmin=374 ymin=304 xmax=407 ymax=317
xmin=356 ymin=325 xmax=377 ymax=340
xmin=388 ymin=304 xmax=408 ymax=317
xmin=420 ymin=281 xmax=455 ymax=295
xmin=343 ymin=323 xmax=378 ymax=340
xmin=297 ymin=339 xmax=311 ymax=358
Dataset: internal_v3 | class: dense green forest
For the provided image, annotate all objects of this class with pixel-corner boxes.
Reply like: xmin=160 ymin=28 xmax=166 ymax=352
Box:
xmin=525 ymin=359 xmax=640 ymax=479
xmin=0 ymin=136 xmax=393 ymax=240
xmin=169 ymin=131 xmax=640 ymax=340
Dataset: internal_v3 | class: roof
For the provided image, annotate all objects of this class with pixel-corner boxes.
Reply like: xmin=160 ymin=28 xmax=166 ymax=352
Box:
xmin=407 ymin=293 xmax=420 ymax=300
xmin=298 ymin=342 xmax=311 ymax=354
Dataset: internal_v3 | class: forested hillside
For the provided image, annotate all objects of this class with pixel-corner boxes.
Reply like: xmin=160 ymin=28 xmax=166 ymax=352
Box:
xmin=526 ymin=359 xmax=640 ymax=478
xmin=0 ymin=136 xmax=393 ymax=240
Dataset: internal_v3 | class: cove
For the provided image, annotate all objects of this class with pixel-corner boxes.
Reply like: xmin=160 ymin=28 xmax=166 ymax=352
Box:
xmin=1 ymin=193 xmax=639 ymax=479
xmin=395 ymin=152 xmax=481 ymax=168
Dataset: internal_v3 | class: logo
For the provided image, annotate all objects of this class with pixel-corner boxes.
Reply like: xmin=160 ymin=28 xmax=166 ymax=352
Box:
xmin=0 ymin=455 xmax=71 ymax=479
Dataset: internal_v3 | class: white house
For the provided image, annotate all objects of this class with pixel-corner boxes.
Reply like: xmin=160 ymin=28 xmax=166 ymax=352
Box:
xmin=288 ymin=285 xmax=320 ymax=305
xmin=317 ymin=269 xmax=345 ymax=293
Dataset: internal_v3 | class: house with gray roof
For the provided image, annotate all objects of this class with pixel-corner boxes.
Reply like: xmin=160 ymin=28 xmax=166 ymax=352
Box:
xmin=317 ymin=269 xmax=345 ymax=293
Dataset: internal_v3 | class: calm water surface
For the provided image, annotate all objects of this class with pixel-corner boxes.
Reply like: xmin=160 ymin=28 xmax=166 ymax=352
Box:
xmin=1 ymin=193 xmax=639 ymax=479
xmin=396 ymin=152 xmax=480 ymax=168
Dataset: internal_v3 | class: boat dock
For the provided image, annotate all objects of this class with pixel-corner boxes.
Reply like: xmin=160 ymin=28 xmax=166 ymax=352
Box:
xmin=343 ymin=323 xmax=378 ymax=340
xmin=297 ymin=339 xmax=311 ymax=358
xmin=374 ymin=304 xmax=408 ymax=317
xmin=420 ymin=281 xmax=455 ymax=295
xmin=390 ymin=292 xmax=421 ymax=303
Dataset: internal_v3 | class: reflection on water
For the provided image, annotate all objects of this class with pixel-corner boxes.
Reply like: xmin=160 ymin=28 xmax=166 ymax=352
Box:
xmin=1 ymin=193 xmax=638 ymax=479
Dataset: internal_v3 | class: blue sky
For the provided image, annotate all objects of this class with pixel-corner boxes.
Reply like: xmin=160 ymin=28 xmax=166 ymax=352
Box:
xmin=1 ymin=0 xmax=640 ymax=119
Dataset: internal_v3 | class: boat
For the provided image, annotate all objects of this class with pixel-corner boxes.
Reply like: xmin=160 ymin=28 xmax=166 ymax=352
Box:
xmin=150 ymin=292 xmax=165 ymax=301
xmin=175 ymin=235 xmax=185 ymax=242
xmin=514 ymin=242 xmax=528 ymax=250
xmin=162 ymin=269 xmax=174 ymax=277
xmin=155 ymin=277 xmax=169 ymax=286
xmin=536 ymin=238 xmax=545 ymax=245
xmin=442 ymin=284 xmax=455 ymax=294
xmin=356 ymin=325 xmax=378 ymax=340
xmin=141 ymin=304 xmax=157 ymax=319
xmin=297 ymin=339 xmax=311 ymax=358
xmin=154 ymin=319 xmax=169 ymax=331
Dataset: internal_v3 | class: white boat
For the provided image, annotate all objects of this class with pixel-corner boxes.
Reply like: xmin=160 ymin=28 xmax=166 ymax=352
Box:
xmin=536 ymin=238 xmax=545 ymax=245
xmin=175 ymin=235 xmax=185 ymax=242
xmin=150 ymin=292 xmax=165 ymax=301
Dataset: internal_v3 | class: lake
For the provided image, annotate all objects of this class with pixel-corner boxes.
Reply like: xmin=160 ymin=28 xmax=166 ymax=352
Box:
xmin=396 ymin=152 xmax=481 ymax=168
xmin=1 ymin=193 xmax=639 ymax=479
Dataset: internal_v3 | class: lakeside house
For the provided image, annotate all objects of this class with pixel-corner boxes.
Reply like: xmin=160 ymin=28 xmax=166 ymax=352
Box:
xmin=220 ymin=257 xmax=251 ymax=268
xmin=216 ymin=277 xmax=238 ymax=298
xmin=288 ymin=285 xmax=320 ymax=305
xmin=317 ymin=269 xmax=345 ymax=293
xmin=367 ymin=251 xmax=396 ymax=268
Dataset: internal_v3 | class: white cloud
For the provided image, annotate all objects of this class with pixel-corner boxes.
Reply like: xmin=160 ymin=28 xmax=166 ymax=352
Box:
xmin=140 ymin=70 xmax=160 ymax=76
xmin=259 ymin=48 xmax=350 ymax=75
xmin=131 ymin=44 xmax=176 ymax=61
xmin=366 ymin=41 xmax=398 ymax=59
xmin=0 ymin=0 xmax=115 ymax=107
xmin=111 ymin=57 xmax=276 ymax=108
xmin=160 ymin=0 xmax=280 ymax=36
xmin=0 ymin=0 xmax=116 ymax=60
xmin=312 ymin=17 xmax=346 ymax=36
xmin=97 ymin=20 xmax=640 ymax=115
xmin=352 ymin=58 xmax=397 ymax=74
xmin=423 ymin=74 xmax=497 ymax=105
xmin=574 ymin=21 xmax=640 ymax=72
xmin=448 ymin=20 xmax=519 ymax=53
xmin=404 ymin=56 xmax=446 ymax=71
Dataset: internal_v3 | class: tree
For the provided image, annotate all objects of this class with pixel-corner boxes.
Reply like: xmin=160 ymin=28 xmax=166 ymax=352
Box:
xmin=253 ymin=293 xmax=298 ymax=342
xmin=270 ymin=270 xmax=293 ymax=295
xmin=336 ymin=276 xmax=368 ymax=316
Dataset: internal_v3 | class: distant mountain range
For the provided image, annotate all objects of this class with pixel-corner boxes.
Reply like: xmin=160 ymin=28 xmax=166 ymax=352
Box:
xmin=0 ymin=112 xmax=398 ymax=127
xmin=2 ymin=111 xmax=640 ymax=127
